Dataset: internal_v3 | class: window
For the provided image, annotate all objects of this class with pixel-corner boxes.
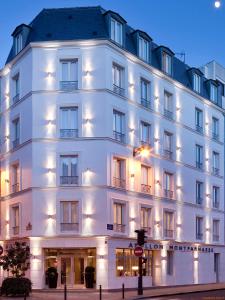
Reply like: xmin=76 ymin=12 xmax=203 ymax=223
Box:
xmin=195 ymin=108 xmax=203 ymax=133
xmin=15 ymin=34 xmax=22 ymax=54
xmin=13 ymin=74 xmax=20 ymax=103
xmin=196 ymin=181 xmax=203 ymax=205
xmin=213 ymin=220 xmax=219 ymax=242
xmin=164 ymin=91 xmax=173 ymax=119
xmin=196 ymin=145 xmax=203 ymax=170
xmin=113 ymin=110 xmax=125 ymax=143
xmin=196 ymin=216 xmax=203 ymax=240
xmin=140 ymin=121 xmax=151 ymax=145
xmin=212 ymin=152 xmax=219 ymax=175
xmin=60 ymin=155 xmax=78 ymax=185
xmin=164 ymin=211 xmax=174 ymax=238
xmin=193 ymin=73 xmax=201 ymax=93
xmin=60 ymin=107 xmax=78 ymax=138
xmin=113 ymin=157 xmax=126 ymax=188
xmin=210 ymin=84 xmax=218 ymax=103
xmin=139 ymin=37 xmax=149 ymax=62
xmin=163 ymin=131 xmax=173 ymax=159
xmin=164 ymin=172 xmax=173 ymax=199
xmin=162 ymin=52 xmax=172 ymax=75
xmin=60 ymin=201 xmax=79 ymax=231
xmin=113 ymin=202 xmax=125 ymax=233
xmin=140 ymin=78 xmax=150 ymax=108
xmin=212 ymin=186 xmax=220 ymax=209
xmin=140 ymin=207 xmax=151 ymax=235
xmin=141 ymin=165 xmax=151 ymax=194
xmin=11 ymin=164 xmax=20 ymax=194
xmin=12 ymin=118 xmax=20 ymax=149
xmin=116 ymin=248 xmax=152 ymax=277
xmin=112 ymin=64 xmax=124 ymax=96
xmin=12 ymin=205 xmax=19 ymax=235
xmin=167 ymin=251 xmax=174 ymax=275
xmin=212 ymin=117 xmax=219 ymax=141
xmin=60 ymin=59 xmax=78 ymax=90
xmin=111 ymin=18 xmax=123 ymax=45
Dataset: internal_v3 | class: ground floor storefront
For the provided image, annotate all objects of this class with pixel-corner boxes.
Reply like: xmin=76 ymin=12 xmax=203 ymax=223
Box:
xmin=0 ymin=237 xmax=225 ymax=290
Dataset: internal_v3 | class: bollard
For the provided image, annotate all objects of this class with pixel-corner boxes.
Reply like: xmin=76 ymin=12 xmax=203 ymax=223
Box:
xmin=99 ymin=284 xmax=102 ymax=300
xmin=64 ymin=283 xmax=67 ymax=300
xmin=24 ymin=293 xmax=26 ymax=300
xmin=122 ymin=283 xmax=125 ymax=299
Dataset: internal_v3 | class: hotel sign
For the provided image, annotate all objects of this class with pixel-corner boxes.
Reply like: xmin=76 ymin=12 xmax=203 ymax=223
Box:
xmin=128 ymin=242 xmax=214 ymax=253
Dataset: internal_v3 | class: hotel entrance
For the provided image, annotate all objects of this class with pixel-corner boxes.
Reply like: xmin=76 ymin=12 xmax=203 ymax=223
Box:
xmin=45 ymin=248 xmax=96 ymax=288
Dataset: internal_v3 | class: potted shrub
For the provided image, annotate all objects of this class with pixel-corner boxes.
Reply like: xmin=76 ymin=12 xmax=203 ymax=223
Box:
xmin=46 ymin=267 xmax=58 ymax=288
xmin=85 ymin=266 xmax=95 ymax=288
xmin=0 ymin=242 xmax=32 ymax=296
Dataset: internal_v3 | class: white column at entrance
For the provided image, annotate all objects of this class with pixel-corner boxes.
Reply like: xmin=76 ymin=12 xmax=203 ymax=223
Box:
xmin=30 ymin=237 xmax=44 ymax=289
xmin=96 ymin=237 xmax=108 ymax=289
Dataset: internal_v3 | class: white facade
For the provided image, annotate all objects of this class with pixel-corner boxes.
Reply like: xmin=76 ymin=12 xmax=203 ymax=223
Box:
xmin=0 ymin=36 xmax=225 ymax=289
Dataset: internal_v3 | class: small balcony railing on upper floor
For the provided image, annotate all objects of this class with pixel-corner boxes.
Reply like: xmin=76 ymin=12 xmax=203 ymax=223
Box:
xmin=11 ymin=183 xmax=19 ymax=194
xmin=163 ymin=149 xmax=173 ymax=160
xmin=114 ymin=223 xmax=126 ymax=233
xmin=164 ymin=109 xmax=173 ymax=120
xmin=196 ymin=197 xmax=203 ymax=205
xmin=141 ymin=98 xmax=151 ymax=109
xmin=196 ymin=233 xmax=203 ymax=240
xmin=212 ymin=167 xmax=219 ymax=176
xmin=60 ymin=222 xmax=79 ymax=232
xmin=12 ymin=138 xmax=20 ymax=149
xmin=60 ymin=81 xmax=78 ymax=91
xmin=141 ymin=226 xmax=151 ymax=236
xmin=141 ymin=184 xmax=151 ymax=194
xmin=60 ymin=176 xmax=78 ymax=185
xmin=12 ymin=226 xmax=19 ymax=235
xmin=164 ymin=229 xmax=174 ymax=238
xmin=113 ymin=131 xmax=125 ymax=143
xmin=13 ymin=94 xmax=20 ymax=104
xmin=213 ymin=234 xmax=219 ymax=242
xmin=164 ymin=189 xmax=174 ymax=199
xmin=196 ymin=161 xmax=203 ymax=170
xmin=60 ymin=129 xmax=78 ymax=138
xmin=113 ymin=84 xmax=125 ymax=97
xmin=212 ymin=132 xmax=219 ymax=141
xmin=113 ymin=177 xmax=126 ymax=189
xmin=196 ymin=125 xmax=203 ymax=134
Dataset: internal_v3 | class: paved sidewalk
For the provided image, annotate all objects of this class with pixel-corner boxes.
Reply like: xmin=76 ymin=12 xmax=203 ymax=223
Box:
xmin=1 ymin=283 xmax=225 ymax=300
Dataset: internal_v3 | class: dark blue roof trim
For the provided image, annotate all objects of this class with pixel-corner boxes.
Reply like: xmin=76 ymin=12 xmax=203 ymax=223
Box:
xmin=132 ymin=30 xmax=152 ymax=42
xmin=5 ymin=6 xmax=224 ymax=108
xmin=103 ymin=10 xmax=127 ymax=24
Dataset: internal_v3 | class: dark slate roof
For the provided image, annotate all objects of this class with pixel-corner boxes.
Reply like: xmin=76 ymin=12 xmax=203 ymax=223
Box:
xmin=5 ymin=6 xmax=224 ymax=107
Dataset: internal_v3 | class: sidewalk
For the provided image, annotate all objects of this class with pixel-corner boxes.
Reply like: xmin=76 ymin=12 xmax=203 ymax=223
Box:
xmin=1 ymin=283 xmax=225 ymax=300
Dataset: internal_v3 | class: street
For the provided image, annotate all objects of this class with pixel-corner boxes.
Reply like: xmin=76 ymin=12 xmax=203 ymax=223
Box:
xmin=149 ymin=289 xmax=225 ymax=299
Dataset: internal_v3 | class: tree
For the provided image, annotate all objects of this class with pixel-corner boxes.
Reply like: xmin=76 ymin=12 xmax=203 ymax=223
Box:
xmin=0 ymin=241 xmax=30 ymax=278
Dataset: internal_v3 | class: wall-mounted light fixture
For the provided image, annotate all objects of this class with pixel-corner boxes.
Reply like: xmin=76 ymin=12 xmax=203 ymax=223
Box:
xmin=154 ymin=137 xmax=160 ymax=143
xmin=129 ymin=83 xmax=135 ymax=89
xmin=47 ymin=214 xmax=55 ymax=220
xmin=154 ymin=95 xmax=159 ymax=101
xmin=176 ymin=146 xmax=181 ymax=151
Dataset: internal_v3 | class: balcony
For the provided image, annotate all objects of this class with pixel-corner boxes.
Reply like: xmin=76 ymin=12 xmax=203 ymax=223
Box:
xmin=60 ymin=129 xmax=78 ymax=138
xmin=60 ymin=176 xmax=78 ymax=185
xmin=213 ymin=234 xmax=219 ymax=242
xmin=61 ymin=222 xmax=79 ymax=232
xmin=114 ymin=223 xmax=126 ymax=233
xmin=141 ymin=226 xmax=151 ymax=236
xmin=141 ymin=184 xmax=151 ymax=194
xmin=196 ymin=161 xmax=203 ymax=170
xmin=12 ymin=138 xmax=20 ymax=149
xmin=196 ymin=125 xmax=203 ymax=134
xmin=141 ymin=98 xmax=151 ymax=109
xmin=113 ymin=131 xmax=125 ymax=143
xmin=164 ymin=149 xmax=173 ymax=160
xmin=164 ymin=229 xmax=174 ymax=238
xmin=213 ymin=201 xmax=220 ymax=209
xmin=212 ymin=167 xmax=219 ymax=176
xmin=60 ymin=81 xmax=78 ymax=91
xmin=164 ymin=109 xmax=173 ymax=120
xmin=13 ymin=93 xmax=20 ymax=104
xmin=212 ymin=132 xmax=219 ymax=141
xmin=12 ymin=183 xmax=19 ymax=193
xmin=196 ymin=197 xmax=203 ymax=205
xmin=113 ymin=177 xmax=126 ymax=189
xmin=164 ymin=189 xmax=173 ymax=199
xmin=196 ymin=233 xmax=203 ymax=240
xmin=12 ymin=226 xmax=19 ymax=235
xmin=113 ymin=84 xmax=125 ymax=97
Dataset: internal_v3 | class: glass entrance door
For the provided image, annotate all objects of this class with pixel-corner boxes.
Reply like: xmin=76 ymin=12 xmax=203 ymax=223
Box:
xmin=74 ymin=257 xmax=85 ymax=285
xmin=60 ymin=257 xmax=72 ymax=286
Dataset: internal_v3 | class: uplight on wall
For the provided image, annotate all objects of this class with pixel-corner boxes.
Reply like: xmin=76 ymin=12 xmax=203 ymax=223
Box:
xmin=215 ymin=0 xmax=221 ymax=8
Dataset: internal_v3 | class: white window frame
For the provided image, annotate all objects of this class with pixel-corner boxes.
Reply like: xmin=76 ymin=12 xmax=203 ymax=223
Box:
xmin=139 ymin=37 xmax=149 ymax=61
xmin=163 ymin=52 xmax=172 ymax=75
xmin=193 ymin=73 xmax=201 ymax=93
xmin=111 ymin=18 xmax=123 ymax=45
xmin=15 ymin=34 xmax=22 ymax=54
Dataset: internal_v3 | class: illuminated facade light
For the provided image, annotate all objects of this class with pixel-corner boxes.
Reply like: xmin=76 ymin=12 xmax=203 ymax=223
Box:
xmin=133 ymin=145 xmax=151 ymax=158
xmin=215 ymin=0 xmax=221 ymax=8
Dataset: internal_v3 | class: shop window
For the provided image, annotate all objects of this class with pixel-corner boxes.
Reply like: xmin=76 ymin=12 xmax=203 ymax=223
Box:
xmin=116 ymin=248 xmax=152 ymax=277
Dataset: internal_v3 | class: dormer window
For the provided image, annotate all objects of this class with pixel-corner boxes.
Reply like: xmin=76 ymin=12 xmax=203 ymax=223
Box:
xmin=162 ymin=52 xmax=172 ymax=75
xmin=111 ymin=18 xmax=123 ymax=45
xmin=193 ymin=73 xmax=201 ymax=93
xmin=139 ymin=37 xmax=149 ymax=62
xmin=210 ymin=84 xmax=218 ymax=103
xmin=15 ymin=34 xmax=22 ymax=55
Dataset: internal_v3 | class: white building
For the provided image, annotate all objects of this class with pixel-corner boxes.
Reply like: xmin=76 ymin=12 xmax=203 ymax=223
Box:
xmin=0 ymin=6 xmax=225 ymax=290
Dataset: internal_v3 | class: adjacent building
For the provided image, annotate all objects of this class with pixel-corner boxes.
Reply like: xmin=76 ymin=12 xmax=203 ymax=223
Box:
xmin=0 ymin=6 xmax=225 ymax=289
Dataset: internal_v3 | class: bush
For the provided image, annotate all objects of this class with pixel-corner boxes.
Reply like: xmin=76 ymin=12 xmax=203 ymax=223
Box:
xmin=0 ymin=277 xmax=32 ymax=296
